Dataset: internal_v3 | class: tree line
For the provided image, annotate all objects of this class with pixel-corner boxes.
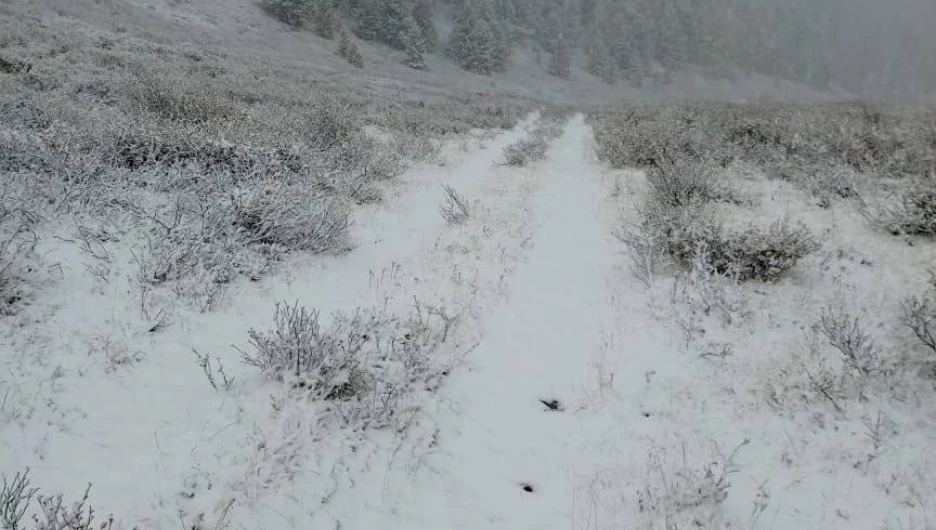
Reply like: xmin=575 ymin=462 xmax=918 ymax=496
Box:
xmin=262 ymin=0 xmax=936 ymax=98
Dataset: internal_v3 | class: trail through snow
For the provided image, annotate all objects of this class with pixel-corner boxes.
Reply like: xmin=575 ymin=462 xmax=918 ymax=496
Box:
xmin=407 ymin=114 xmax=619 ymax=528
xmin=335 ymin=114 xmax=661 ymax=530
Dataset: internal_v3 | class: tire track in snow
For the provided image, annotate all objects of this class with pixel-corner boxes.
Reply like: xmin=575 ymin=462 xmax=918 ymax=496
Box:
xmin=382 ymin=114 xmax=622 ymax=529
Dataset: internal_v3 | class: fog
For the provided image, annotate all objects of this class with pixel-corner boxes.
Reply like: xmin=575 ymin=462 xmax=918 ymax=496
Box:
xmin=568 ymin=0 xmax=936 ymax=99
xmin=749 ymin=0 xmax=936 ymax=99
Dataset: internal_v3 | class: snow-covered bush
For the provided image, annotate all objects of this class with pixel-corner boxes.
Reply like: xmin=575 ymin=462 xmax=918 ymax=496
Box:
xmin=0 ymin=246 xmax=23 ymax=316
xmin=240 ymin=301 xmax=452 ymax=427
xmin=819 ymin=307 xmax=887 ymax=379
xmin=128 ymin=180 xmax=350 ymax=309
xmin=636 ymin=440 xmax=749 ymax=530
xmin=591 ymin=106 xmax=732 ymax=169
xmin=882 ymin=177 xmax=936 ymax=236
xmin=1 ymin=468 xmax=36 ymax=530
xmin=632 ymin=200 xmax=817 ymax=283
xmin=0 ymin=470 xmax=116 ymax=530
xmin=501 ymin=112 xmax=568 ymax=167
xmin=125 ymin=72 xmax=234 ymax=124
xmin=592 ymin=103 xmax=936 ymax=193
xmin=369 ymin=97 xmax=527 ymax=136
xmin=0 ymin=206 xmax=37 ymax=316
xmin=645 ymin=160 xmax=736 ymax=208
xmin=902 ymin=274 xmax=936 ymax=357
xmin=665 ymin=216 xmax=818 ymax=282
xmin=33 ymin=485 xmax=114 ymax=530
xmin=502 ymin=137 xmax=547 ymax=167
xmin=230 ymin=184 xmax=351 ymax=253
xmin=439 ymin=184 xmax=470 ymax=224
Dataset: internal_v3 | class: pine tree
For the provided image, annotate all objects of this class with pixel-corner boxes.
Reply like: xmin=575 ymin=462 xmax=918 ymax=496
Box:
xmin=413 ymin=0 xmax=438 ymax=50
xmin=337 ymin=29 xmax=364 ymax=67
xmin=353 ymin=0 xmax=384 ymax=40
xmin=550 ymin=33 xmax=571 ymax=79
xmin=447 ymin=0 xmax=508 ymax=75
xmin=400 ymin=14 xmax=428 ymax=69
xmin=262 ymin=0 xmax=309 ymax=28
xmin=605 ymin=1 xmax=639 ymax=81
xmin=587 ymin=28 xmax=614 ymax=83
xmin=310 ymin=0 xmax=337 ymax=39
xmin=584 ymin=0 xmax=616 ymax=83
xmin=656 ymin=1 xmax=687 ymax=70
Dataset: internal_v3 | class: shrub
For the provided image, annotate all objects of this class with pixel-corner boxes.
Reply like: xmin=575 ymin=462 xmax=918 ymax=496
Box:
xmin=500 ymin=112 xmax=567 ymax=167
xmin=591 ymin=106 xmax=732 ymax=169
xmin=127 ymin=181 xmax=350 ymax=310
xmin=902 ymin=274 xmax=936 ymax=357
xmin=439 ymin=184 xmax=470 ymax=224
xmin=502 ymin=137 xmax=547 ymax=167
xmin=0 ymin=56 xmax=32 ymax=74
xmin=645 ymin=160 xmax=736 ymax=208
xmin=819 ymin=307 xmax=887 ymax=379
xmin=230 ymin=184 xmax=351 ymax=254
xmin=125 ymin=73 xmax=233 ymax=123
xmin=636 ymin=440 xmax=749 ymax=529
xmin=660 ymin=211 xmax=819 ymax=282
xmin=1 ymin=469 xmax=116 ymax=530
xmin=0 ymin=246 xmax=22 ymax=315
xmin=882 ymin=177 xmax=936 ymax=236
xmin=240 ymin=301 xmax=452 ymax=426
xmin=1 ymin=468 xmax=37 ymax=530
xmin=241 ymin=302 xmax=359 ymax=393
xmin=0 ymin=207 xmax=37 ymax=315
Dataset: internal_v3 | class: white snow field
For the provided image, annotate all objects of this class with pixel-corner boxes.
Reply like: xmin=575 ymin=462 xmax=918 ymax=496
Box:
xmin=3 ymin=113 xmax=936 ymax=530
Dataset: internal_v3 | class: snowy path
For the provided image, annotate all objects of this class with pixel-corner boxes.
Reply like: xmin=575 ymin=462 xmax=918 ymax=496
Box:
xmin=376 ymin=115 xmax=626 ymax=529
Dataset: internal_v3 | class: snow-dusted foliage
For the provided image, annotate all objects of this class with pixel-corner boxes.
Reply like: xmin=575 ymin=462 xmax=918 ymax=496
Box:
xmin=241 ymin=301 xmax=452 ymax=427
xmin=501 ymin=111 xmax=569 ymax=166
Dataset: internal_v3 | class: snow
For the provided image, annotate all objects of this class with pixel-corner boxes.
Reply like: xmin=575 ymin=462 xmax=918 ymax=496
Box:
xmin=3 ymin=114 xmax=936 ymax=530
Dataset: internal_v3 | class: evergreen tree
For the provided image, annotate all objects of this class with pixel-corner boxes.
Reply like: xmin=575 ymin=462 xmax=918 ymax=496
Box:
xmin=587 ymin=27 xmax=614 ymax=83
xmin=337 ymin=29 xmax=365 ymax=67
xmin=353 ymin=0 xmax=385 ymax=41
xmin=607 ymin=1 xmax=639 ymax=81
xmin=413 ymin=0 xmax=438 ymax=50
xmin=310 ymin=0 xmax=337 ymax=39
xmin=550 ymin=33 xmax=571 ymax=79
xmin=446 ymin=0 xmax=508 ymax=75
xmin=262 ymin=0 xmax=308 ymax=28
xmin=656 ymin=1 xmax=687 ymax=70
xmin=400 ymin=14 xmax=428 ymax=69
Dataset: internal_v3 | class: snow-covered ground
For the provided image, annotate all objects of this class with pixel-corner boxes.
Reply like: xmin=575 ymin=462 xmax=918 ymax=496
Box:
xmin=3 ymin=113 xmax=935 ymax=530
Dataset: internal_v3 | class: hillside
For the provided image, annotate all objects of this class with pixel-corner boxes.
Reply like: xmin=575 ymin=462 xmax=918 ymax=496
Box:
xmin=1 ymin=0 xmax=845 ymax=104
